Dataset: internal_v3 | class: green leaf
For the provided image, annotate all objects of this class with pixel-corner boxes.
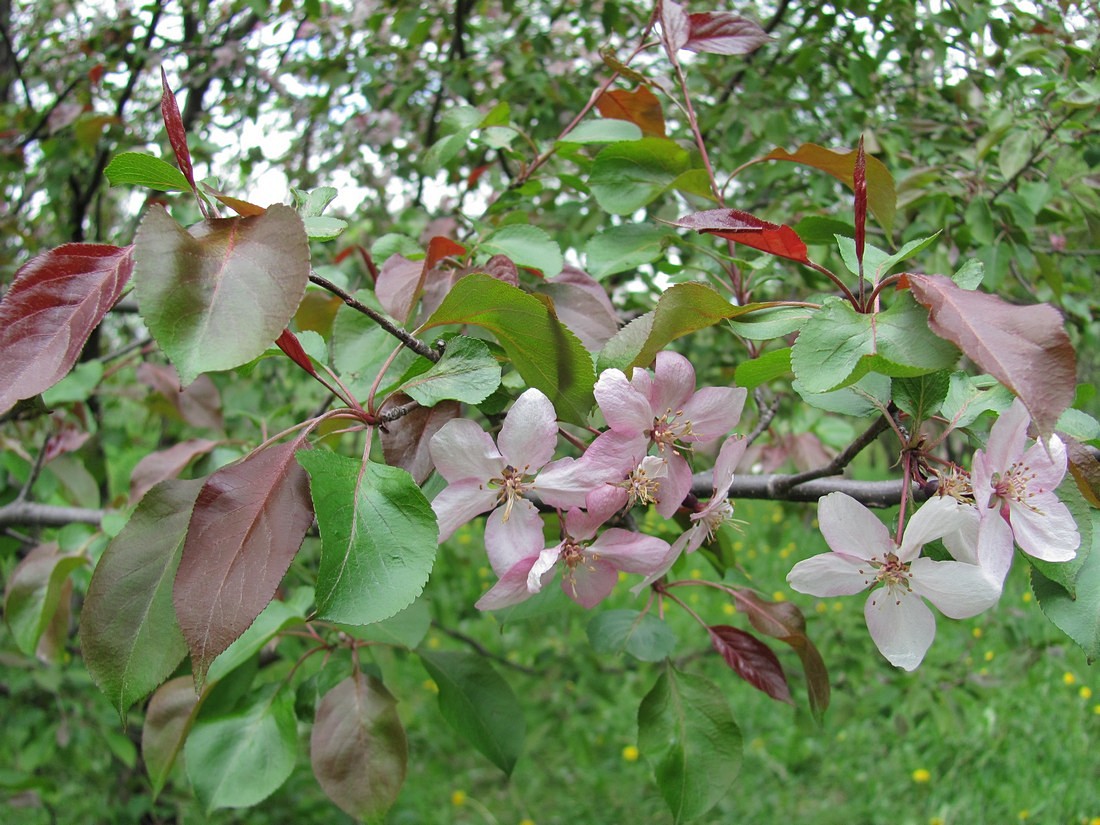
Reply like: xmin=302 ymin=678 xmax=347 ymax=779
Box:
xmin=133 ymin=205 xmax=311 ymax=385
xmin=999 ymin=130 xmax=1035 ymax=181
xmin=791 ymin=295 xmax=958 ymax=393
xmin=4 ymin=543 xmax=86 ymax=658
xmin=952 ymin=259 xmax=984 ymax=289
xmin=311 ymin=674 xmax=407 ymax=822
xmin=559 ymin=119 xmax=642 ymax=144
xmin=835 ymin=232 xmax=940 ymax=282
xmin=423 ymin=274 xmax=596 ymax=425
xmin=584 ymin=224 xmax=670 ymax=281
xmin=398 ymin=336 xmax=501 ymax=406
xmin=105 ymin=152 xmax=192 ymax=192
xmin=303 ymin=215 xmax=348 ymax=241
xmin=338 ymin=597 xmax=431 ymax=649
xmin=205 ymin=588 xmax=312 ymax=684
xmin=142 ymin=676 xmax=200 ymax=797
xmin=1032 ymin=510 xmax=1100 ymax=663
xmin=298 ymin=450 xmax=438 ymax=626
xmin=793 ymin=372 xmax=892 ymax=417
xmin=41 ymin=360 xmax=103 ymax=405
xmin=185 ymin=686 xmax=298 ymax=811
xmin=893 ymin=371 xmax=951 ymax=425
xmin=726 ymin=305 xmax=813 ymax=340
xmin=587 ymin=610 xmax=677 ymax=662
xmin=480 ymin=225 xmax=563 ymax=277
xmin=734 ymin=348 xmax=792 ymax=390
xmin=81 ymin=477 xmax=202 ymax=717
xmin=939 ymin=372 xmax=1014 ymax=430
xmin=418 ymin=650 xmax=525 ymax=775
xmin=638 ymin=665 xmax=742 ymax=823
xmin=589 ymin=138 xmax=691 ymax=214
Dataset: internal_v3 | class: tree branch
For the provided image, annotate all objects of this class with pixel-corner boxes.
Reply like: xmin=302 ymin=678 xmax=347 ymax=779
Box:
xmin=0 ymin=500 xmax=108 ymax=529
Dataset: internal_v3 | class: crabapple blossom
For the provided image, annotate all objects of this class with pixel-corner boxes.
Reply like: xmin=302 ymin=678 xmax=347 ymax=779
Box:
xmin=428 ymin=388 xmax=594 ymax=575
xmin=969 ymin=398 xmax=1079 ymax=584
xmin=593 ymin=351 xmax=746 ymax=517
xmin=474 ymin=508 xmax=671 ymax=610
xmin=787 ymin=493 xmax=1001 ymax=671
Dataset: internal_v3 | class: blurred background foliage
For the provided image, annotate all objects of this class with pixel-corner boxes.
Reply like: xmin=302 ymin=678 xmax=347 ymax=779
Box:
xmin=1 ymin=0 xmax=1098 ymax=821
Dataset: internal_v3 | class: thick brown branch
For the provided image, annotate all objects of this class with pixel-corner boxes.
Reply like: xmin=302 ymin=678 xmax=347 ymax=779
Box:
xmin=0 ymin=501 xmax=108 ymax=529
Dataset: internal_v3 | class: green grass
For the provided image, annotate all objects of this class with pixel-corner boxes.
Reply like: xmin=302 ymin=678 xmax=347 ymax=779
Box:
xmin=2 ymin=499 xmax=1097 ymax=824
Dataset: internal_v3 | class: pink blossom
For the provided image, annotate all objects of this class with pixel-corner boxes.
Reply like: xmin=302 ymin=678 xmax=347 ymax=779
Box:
xmin=475 ymin=508 xmax=671 ymax=610
xmin=429 ymin=389 xmax=593 ymax=574
xmin=787 ymin=493 xmax=1001 ymax=671
xmin=971 ymin=399 xmax=1079 ymax=584
xmin=593 ymin=351 xmax=746 ymax=517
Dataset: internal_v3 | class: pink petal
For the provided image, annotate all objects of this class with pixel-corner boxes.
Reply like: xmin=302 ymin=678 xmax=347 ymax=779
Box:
xmin=1008 ymin=495 xmax=1079 ymax=562
xmin=564 ymin=559 xmax=619 ymax=608
xmin=909 ymin=558 xmax=1002 ymax=618
xmin=595 ymin=369 xmax=653 ymax=434
xmin=898 ymin=496 xmax=969 ymax=561
xmin=585 ymin=484 xmax=631 ymax=526
xmin=589 ymin=529 xmax=672 ymax=574
xmin=429 ymin=419 xmax=504 ymax=482
xmin=985 ymin=398 xmax=1031 ymax=471
xmin=498 ymin=388 xmax=559 ymax=471
xmin=562 ymin=507 xmax=606 ymax=542
xmin=970 ymin=448 xmax=995 ymax=510
xmin=1020 ymin=437 xmax=1067 ymax=491
xmin=630 ymin=532 xmax=691 ymax=595
xmin=711 ymin=435 xmax=748 ymax=496
xmin=864 ymin=587 xmax=935 ymax=671
xmin=680 ymin=386 xmax=747 ymax=443
xmin=432 ymin=481 xmax=499 ymax=542
xmin=484 ymin=500 xmax=546 ymax=576
xmin=655 ymin=453 xmax=692 ymax=518
xmin=475 ymin=556 xmax=542 ymax=610
xmin=786 ymin=552 xmax=874 ymax=597
xmin=648 ymin=352 xmax=698 ymax=412
xmin=817 ymin=492 xmax=894 ymax=561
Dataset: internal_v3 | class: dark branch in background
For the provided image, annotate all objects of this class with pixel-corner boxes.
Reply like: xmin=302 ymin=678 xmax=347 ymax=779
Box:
xmin=0 ymin=501 xmax=107 ymax=529
xmin=767 ymin=412 xmax=893 ymax=496
xmin=692 ymin=473 xmax=925 ymax=509
xmin=308 ymin=272 xmax=440 ymax=361
xmin=0 ymin=0 xmax=31 ymax=107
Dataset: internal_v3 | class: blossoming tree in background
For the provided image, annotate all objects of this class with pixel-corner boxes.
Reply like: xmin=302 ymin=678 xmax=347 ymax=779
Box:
xmin=0 ymin=0 xmax=1096 ymax=821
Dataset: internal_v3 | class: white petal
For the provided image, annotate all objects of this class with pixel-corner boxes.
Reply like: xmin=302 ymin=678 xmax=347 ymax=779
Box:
xmin=786 ymin=552 xmax=874 ymax=597
xmin=528 ymin=544 xmax=563 ymax=592
xmin=484 ymin=500 xmax=546 ymax=576
xmin=498 ymin=388 xmax=559 ymax=471
xmin=942 ymin=504 xmax=980 ymax=565
xmin=985 ymin=398 xmax=1031 ymax=470
xmin=864 ymin=587 xmax=935 ymax=671
xmin=816 ymin=492 xmax=894 ymax=561
xmin=910 ymin=558 xmax=1002 ymax=618
xmin=429 ymin=419 xmax=504 ymax=482
xmin=1009 ymin=495 xmax=1080 ymax=562
xmin=594 ymin=369 xmax=652 ymax=434
xmin=899 ymin=496 xmax=969 ymax=560
xmin=976 ymin=512 xmax=1016 ymax=586
xmin=432 ymin=481 xmax=498 ymax=542
xmin=1021 ymin=437 xmax=1067 ymax=491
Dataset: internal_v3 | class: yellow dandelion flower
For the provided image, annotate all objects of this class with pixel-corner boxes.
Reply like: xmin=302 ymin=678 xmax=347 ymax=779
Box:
xmin=1064 ymin=672 xmax=1077 ymax=686
xmin=929 ymin=818 xmax=946 ymax=825
xmin=815 ymin=602 xmax=828 ymax=614
xmin=519 ymin=819 xmax=536 ymax=825
xmin=833 ymin=601 xmax=844 ymax=612
xmin=772 ymin=590 xmax=787 ymax=602
xmin=1080 ymin=686 xmax=1093 ymax=700
xmin=912 ymin=768 xmax=932 ymax=784
xmin=1022 ymin=591 xmax=1033 ymax=603
xmin=690 ymin=568 xmax=702 ymax=579
xmin=984 ymin=650 xmax=994 ymax=662
xmin=622 ymin=745 xmax=640 ymax=762
xmin=451 ymin=790 xmax=467 ymax=806
xmin=972 ymin=627 xmax=983 ymax=639
xmin=722 ymin=603 xmax=735 ymax=616
xmin=1017 ymin=810 xmax=1029 ymax=821
xmin=423 ymin=679 xmax=439 ymax=694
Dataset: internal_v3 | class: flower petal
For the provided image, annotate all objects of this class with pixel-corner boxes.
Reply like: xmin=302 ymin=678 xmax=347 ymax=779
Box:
xmin=655 ymin=453 xmax=693 ymax=518
xmin=432 ymin=481 xmax=499 ymax=542
xmin=498 ymin=388 xmax=559 ymax=471
xmin=942 ymin=503 xmax=980 ymax=566
xmin=589 ymin=529 xmax=672 ymax=574
xmin=984 ymin=398 xmax=1031 ymax=471
xmin=1009 ymin=494 xmax=1079 ymax=562
xmin=595 ymin=369 xmax=652 ymax=434
xmin=787 ymin=552 xmax=874 ymax=597
xmin=1020 ymin=437 xmax=1068 ymax=492
xmin=484 ymin=499 xmax=546 ymax=576
xmin=475 ymin=556 xmax=542 ymax=611
xmin=909 ymin=558 xmax=1002 ymax=618
xmin=864 ymin=587 xmax=935 ymax=671
xmin=429 ymin=419 xmax=504 ymax=482
xmin=816 ymin=492 xmax=894 ymax=561
xmin=976 ymin=511 xmax=1016 ymax=586
xmin=899 ymin=496 xmax=969 ymax=561
xmin=680 ymin=386 xmax=747 ymax=443
xmin=565 ymin=559 xmax=619 ymax=608
xmin=711 ymin=435 xmax=748 ymax=496
xmin=649 ymin=351 xmax=697 ymax=412
xmin=528 ymin=544 xmax=563 ymax=592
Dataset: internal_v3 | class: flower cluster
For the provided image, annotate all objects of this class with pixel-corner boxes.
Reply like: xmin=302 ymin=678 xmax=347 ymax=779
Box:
xmin=428 ymin=352 xmax=747 ymax=610
xmin=787 ymin=398 xmax=1080 ymax=671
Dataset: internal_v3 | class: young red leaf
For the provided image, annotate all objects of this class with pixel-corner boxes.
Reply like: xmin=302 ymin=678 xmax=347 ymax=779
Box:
xmin=159 ymin=68 xmax=198 ymax=197
xmin=0 ymin=244 xmax=133 ymax=415
xmin=173 ymin=438 xmax=314 ymax=687
xmin=854 ymin=135 xmax=867 ymax=276
xmin=311 ymin=673 xmax=408 ymax=821
xmin=132 ymin=204 xmax=311 ymax=386
xmin=425 ymin=236 xmax=466 ymax=269
xmin=136 ymin=362 xmax=224 ymax=430
xmin=708 ymin=625 xmax=793 ymax=704
xmin=129 ymin=439 xmax=218 ymax=504
xmin=275 ymin=328 xmax=320 ymax=379
xmin=765 ymin=143 xmax=896 ymax=234
xmin=659 ymin=0 xmax=691 ymax=53
xmin=142 ymin=675 xmax=201 ymax=797
xmin=673 ymin=208 xmax=810 ymax=264
xmin=904 ymin=273 xmax=1076 ymax=436
xmin=595 ymin=86 xmax=667 ymax=138
xmin=685 ymin=12 xmax=770 ymax=55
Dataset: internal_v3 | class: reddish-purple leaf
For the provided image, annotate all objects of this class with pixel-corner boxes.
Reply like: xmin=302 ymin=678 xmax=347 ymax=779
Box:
xmin=854 ymin=136 xmax=867 ymax=273
xmin=311 ymin=673 xmax=407 ymax=821
xmin=375 ymin=254 xmax=423 ymax=323
xmin=482 ymin=254 xmax=520 ymax=286
xmin=173 ymin=437 xmax=314 ymax=687
xmin=160 ymin=69 xmax=198 ymax=197
xmin=685 ymin=12 xmax=770 ymax=55
xmin=275 ymin=328 xmax=320 ymax=379
xmin=142 ymin=675 xmax=201 ymax=796
xmin=136 ymin=362 xmax=224 ymax=430
xmin=132 ymin=204 xmax=311 ymax=385
xmin=660 ymin=0 xmax=691 ymax=53
xmin=595 ymin=86 xmax=666 ymax=138
xmin=129 ymin=439 xmax=218 ymax=504
xmin=905 ymin=273 xmax=1076 ymax=436
xmin=380 ymin=395 xmax=460 ymax=484
xmin=43 ymin=425 xmax=91 ymax=463
xmin=1064 ymin=435 xmax=1100 ymax=509
xmin=673 ymin=209 xmax=809 ymax=264
xmin=708 ymin=625 xmax=793 ymax=704
xmin=0 ymin=244 xmax=133 ymax=415
xmin=426 ymin=236 xmax=466 ymax=269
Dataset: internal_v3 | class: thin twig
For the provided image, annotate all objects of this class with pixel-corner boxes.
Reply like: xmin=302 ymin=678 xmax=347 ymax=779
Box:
xmin=767 ymin=412 xmax=893 ymax=496
xmin=432 ymin=623 xmax=537 ymax=675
